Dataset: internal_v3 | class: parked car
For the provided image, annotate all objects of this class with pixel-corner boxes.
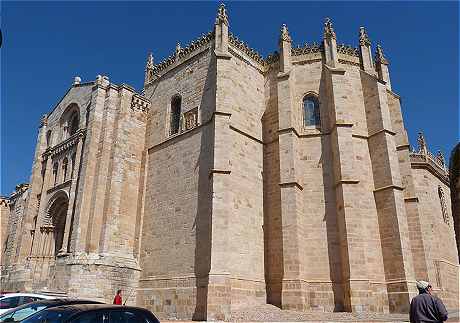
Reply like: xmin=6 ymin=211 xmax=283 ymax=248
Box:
xmin=0 ymin=298 xmax=103 ymax=322
xmin=0 ymin=294 xmax=56 ymax=315
xmin=21 ymin=304 xmax=159 ymax=323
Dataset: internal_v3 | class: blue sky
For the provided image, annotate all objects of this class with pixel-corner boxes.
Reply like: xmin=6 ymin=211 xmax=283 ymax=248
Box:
xmin=1 ymin=1 xmax=459 ymax=195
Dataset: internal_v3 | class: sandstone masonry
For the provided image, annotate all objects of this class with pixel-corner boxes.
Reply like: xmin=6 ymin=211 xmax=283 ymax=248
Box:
xmin=1 ymin=4 xmax=459 ymax=320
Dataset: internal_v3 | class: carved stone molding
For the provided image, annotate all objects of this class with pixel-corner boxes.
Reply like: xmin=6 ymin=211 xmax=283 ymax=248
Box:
xmin=131 ymin=94 xmax=150 ymax=113
xmin=43 ymin=129 xmax=85 ymax=160
xmin=183 ymin=107 xmax=198 ymax=131
xmin=291 ymin=42 xmax=322 ymax=56
xmin=151 ymin=31 xmax=215 ymax=77
xmin=337 ymin=44 xmax=359 ymax=57
xmin=229 ymin=32 xmax=265 ymax=66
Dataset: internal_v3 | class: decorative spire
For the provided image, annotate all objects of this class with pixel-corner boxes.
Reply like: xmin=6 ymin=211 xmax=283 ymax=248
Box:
xmin=280 ymin=24 xmax=292 ymax=43
xmin=375 ymin=44 xmax=389 ymax=64
xmin=175 ymin=43 xmax=182 ymax=57
xmin=145 ymin=52 xmax=154 ymax=70
xmin=359 ymin=27 xmax=371 ymax=46
xmin=417 ymin=132 xmax=427 ymax=154
xmin=215 ymin=3 xmax=229 ymax=26
xmin=323 ymin=17 xmax=336 ymax=40
xmin=436 ymin=150 xmax=446 ymax=167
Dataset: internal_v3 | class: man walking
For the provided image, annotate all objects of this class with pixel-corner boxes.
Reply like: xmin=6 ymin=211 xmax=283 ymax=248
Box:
xmin=113 ymin=289 xmax=122 ymax=305
xmin=410 ymin=281 xmax=448 ymax=323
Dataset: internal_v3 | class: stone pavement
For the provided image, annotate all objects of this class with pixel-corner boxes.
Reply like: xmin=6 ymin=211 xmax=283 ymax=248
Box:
xmin=160 ymin=304 xmax=460 ymax=322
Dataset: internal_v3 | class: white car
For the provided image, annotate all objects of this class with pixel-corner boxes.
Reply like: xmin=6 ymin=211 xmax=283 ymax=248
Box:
xmin=0 ymin=293 xmax=55 ymax=315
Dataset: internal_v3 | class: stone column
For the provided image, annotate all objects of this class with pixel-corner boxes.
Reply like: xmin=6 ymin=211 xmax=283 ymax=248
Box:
xmin=361 ymin=70 xmax=416 ymax=312
xmin=325 ymin=64 xmax=372 ymax=312
xmin=60 ymin=134 xmax=84 ymax=254
xmin=276 ymin=24 xmax=309 ymax=311
xmin=203 ymin=5 xmax=234 ymax=320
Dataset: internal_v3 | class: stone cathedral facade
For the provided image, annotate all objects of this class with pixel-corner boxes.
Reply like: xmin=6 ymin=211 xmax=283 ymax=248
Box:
xmin=1 ymin=5 xmax=459 ymax=320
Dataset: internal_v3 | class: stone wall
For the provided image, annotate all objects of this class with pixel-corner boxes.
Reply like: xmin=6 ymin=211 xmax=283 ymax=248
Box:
xmin=138 ymin=46 xmax=215 ymax=320
xmin=412 ymin=167 xmax=459 ymax=309
xmin=215 ymin=45 xmax=266 ymax=311
xmin=1 ymin=6 xmax=458 ymax=319
xmin=0 ymin=198 xmax=10 ymax=269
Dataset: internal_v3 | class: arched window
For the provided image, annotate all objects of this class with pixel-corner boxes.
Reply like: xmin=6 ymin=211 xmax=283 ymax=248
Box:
xmin=303 ymin=95 xmax=320 ymax=127
xmin=53 ymin=162 xmax=59 ymax=186
xmin=170 ymin=95 xmax=181 ymax=135
xmin=438 ymin=186 xmax=449 ymax=225
xmin=46 ymin=130 xmax=52 ymax=147
xmin=68 ymin=112 xmax=79 ymax=137
xmin=62 ymin=158 xmax=69 ymax=182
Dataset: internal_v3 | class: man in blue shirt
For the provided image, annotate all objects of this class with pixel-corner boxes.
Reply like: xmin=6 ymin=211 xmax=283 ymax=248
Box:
xmin=410 ymin=280 xmax=448 ymax=323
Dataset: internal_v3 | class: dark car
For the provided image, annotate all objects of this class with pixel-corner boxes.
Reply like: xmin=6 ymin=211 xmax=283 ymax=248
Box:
xmin=20 ymin=304 xmax=159 ymax=323
xmin=0 ymin=299 xmax=103 ymax=323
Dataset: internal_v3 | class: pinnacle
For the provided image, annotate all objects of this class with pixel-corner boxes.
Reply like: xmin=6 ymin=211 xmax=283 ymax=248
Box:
xmin=280 ymin=24 xmax=291 ymax=43
xmin=145 ymin=52 xmax=154 ymax=70
xmin=323 ymin=17 xmax=336 ymax=40
xmin=359 ymin=26 xmax=371 ymax=46
xmin=216 ymin=2 xmax=229 ymax=26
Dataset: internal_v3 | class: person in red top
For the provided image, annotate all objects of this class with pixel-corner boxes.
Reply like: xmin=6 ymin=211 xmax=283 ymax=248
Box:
xmin=113 ymin=289 xmax=122 ymax=305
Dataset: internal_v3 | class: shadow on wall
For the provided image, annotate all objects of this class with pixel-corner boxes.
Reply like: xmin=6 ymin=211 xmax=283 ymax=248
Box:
xmin=449 ymin=142 xmax=460 ymax=262
xmin=319 ymin=67 xmax=345 ymax=312
xmin=261 ymin=66 xmax=283 ymax=308
xmin=193 ymin=54 xmax=216 ymax=321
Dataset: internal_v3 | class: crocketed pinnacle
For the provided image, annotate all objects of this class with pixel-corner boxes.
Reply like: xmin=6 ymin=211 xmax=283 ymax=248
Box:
xmin=280 ymin=24 xmax=292 ymax=43
xmin=417 ymin=132 xmax=427 ymax=153
xmin=375 ymin=44 xmax=389 ymax=64
xmin=359 ymin=27 xmax=371 ymax=46
xmin=323 ymin=17 xmax=336 ymax=40
xmin=145 ymin=52 xmax=154 ymax=71
xmin=215 ymin=3 xmax=229 ymax=26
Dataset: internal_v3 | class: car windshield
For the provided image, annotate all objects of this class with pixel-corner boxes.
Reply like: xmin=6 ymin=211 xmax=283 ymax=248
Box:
xmin=0 ymin=304 xmax=48 ymax=322
xmin=22 ymin=308 xmax=75 ymax=323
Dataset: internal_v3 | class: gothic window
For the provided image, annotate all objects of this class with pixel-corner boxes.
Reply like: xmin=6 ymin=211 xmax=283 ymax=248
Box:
xmin=303 ymin=95 xmax=320 ymax=127
xmin=170 ymin=95 xmax=181 ymax=135
xmin=53 ymin=162 xmax=59 ymax=186
xmin=438 ymin=186 xmax=449 ymax=225
xmin=62 ymin=158 xmax=69 ymax=182
xmin=68 ymin=111 xmax=79 ymax=137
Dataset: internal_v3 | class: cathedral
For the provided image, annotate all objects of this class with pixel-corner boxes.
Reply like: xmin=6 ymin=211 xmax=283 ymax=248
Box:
xmin=1 ymin=4 xmax=459 ymax=320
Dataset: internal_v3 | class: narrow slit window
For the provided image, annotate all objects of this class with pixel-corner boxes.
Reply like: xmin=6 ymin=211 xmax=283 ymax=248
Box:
xmin=170 ymin=96 xmax=181 ymax=135
xmin=53 ymin=162 xmax=59 ymax=186
xmin=62 ymin=158 xmax=69 ymax=182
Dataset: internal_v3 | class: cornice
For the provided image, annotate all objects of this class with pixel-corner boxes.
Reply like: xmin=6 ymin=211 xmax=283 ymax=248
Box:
xmin=410 ymin=152 xmax=449 ymax=185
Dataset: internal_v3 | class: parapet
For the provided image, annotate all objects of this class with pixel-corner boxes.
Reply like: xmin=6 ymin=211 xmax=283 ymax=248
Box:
xmin=410 ymin=132 xmax=449 ymax=184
